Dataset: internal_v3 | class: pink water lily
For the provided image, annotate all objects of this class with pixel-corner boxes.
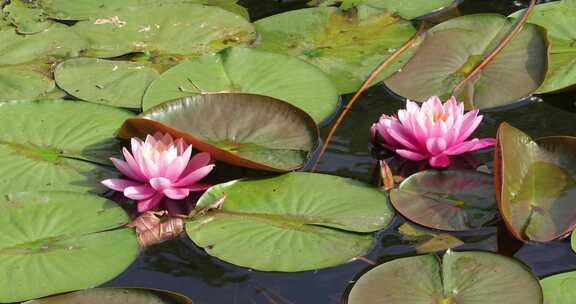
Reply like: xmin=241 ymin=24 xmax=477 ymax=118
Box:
xmin=102 ymin=132 xmax=214 ymax=212
xmin=370 ymin=96 xmax=496 ymax=168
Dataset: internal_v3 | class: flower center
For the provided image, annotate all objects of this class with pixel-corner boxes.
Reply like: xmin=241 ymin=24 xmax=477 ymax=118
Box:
xmin=433 ymin=112 xmax=447 ymax=123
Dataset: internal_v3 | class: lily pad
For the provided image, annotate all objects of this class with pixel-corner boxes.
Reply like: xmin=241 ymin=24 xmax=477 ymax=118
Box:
xmin=186 ymin=172 xmax=394 ymax=272
xmin=55 ymin=58 xmax=159 ymax=108
xmin=254 ymin=5 xmax=417 ymax=94
xmin=390 ymin=170 xmax=497 ymax=231
xmin=0 ymin=22 xmax=87 ymax=65
xmin=340 ymin=0 xmax=457 ymax=19
xmin=39 ymin=0 xmax=249 ymax=20
xmin=398 ymin=223 xmax=464 ymax=254
xmin=24 ymin=288 xmax=193 ymax=304
xmin=120 ymin=94 xmax=319 ymax=172
xmin=2 ymin=0 xmax=50 ymax=34
xmin=541 ymin=271 xmax=576 ymax=304
xmin=510 ymin=0 xmax=576 ymax=93
xmin=0 ymin=66 xmax=55 ymax=102
xmin=72 ymin=3 xmax=255 ymax=58
xmin=142 ymin=47 xmax=339 ymax=122
xmin=384 ymin=14 xmax=548 ymax=109
xmin=0 ymin=192 xmax=138 ymax=303
xmin=348 ymin=251 xmax=542 ymax=304
xmin=494 ymin=123 xmax=576 ymax=242
xmin=0 ymin=99 xmax=134 ymax=193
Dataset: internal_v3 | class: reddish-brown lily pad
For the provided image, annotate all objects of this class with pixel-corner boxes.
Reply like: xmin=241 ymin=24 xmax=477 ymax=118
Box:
xmin=119 ymin=93 xmax=319 ymax=172
xmin=494 ymin=122 xmax=576 ymax=242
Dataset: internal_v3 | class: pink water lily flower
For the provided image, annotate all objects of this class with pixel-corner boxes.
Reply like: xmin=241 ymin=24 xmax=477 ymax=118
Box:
xmin=370 ymin=96 xmax=496 ymax=168
xmin=102 ymin=132 xmax=214 ymax=212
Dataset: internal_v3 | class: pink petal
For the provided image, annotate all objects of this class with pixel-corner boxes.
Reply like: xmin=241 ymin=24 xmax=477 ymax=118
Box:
xmin=429 ymin=154 xmax=451 ymax=168
xmin=111 ymin=158 xmax=143 ymax=181
xmin=173 ymin=164 xmax=215 ymax=187
xmin=149 ymin=177 xmax=172 ymax=191
xmin=122 ymin=147 xmax=147 ymax=181
xmin=444 ymin=139 xmax=479 ymax=156
xmin=101 ymin=178 xmax=141 ymax=192
xmin=181 ymin=152 xmax=212 ymax=176
xmin=187 ymin=183 xmax=212 ymax=192
xmin=137 ymin=193 xmax=164 ymax=212
xmin=395 ymin=149 xmax=428 ymax=161
xmin=124 ymin=185 xmax=156 ymax=200
xmin=164 ymin=188 xmax=190 ymax=200
xmin=165 ymin=146 xmax=193 ymax=181
xmin=457 ymin=111 xmax=482 ymax=142
xmin=426 ymin=137 xmax=448 ymax=155
xmin=387 ymin=127 xmax=420 ymax=151
xmin=469 ymin=138 xmax=496 ymax=151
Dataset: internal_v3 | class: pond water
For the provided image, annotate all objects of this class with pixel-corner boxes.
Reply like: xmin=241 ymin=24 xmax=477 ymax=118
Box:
xmin=95 ymin=1 xmax=576 ymax=303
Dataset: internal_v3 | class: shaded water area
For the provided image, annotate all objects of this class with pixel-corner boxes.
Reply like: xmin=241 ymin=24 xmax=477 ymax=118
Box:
xmin=102 ymin=1 xmax=576 ymax=303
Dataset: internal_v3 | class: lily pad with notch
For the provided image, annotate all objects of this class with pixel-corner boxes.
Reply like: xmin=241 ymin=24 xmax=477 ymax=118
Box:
xmin=0 ymin=192 xmax=139 ymax=303
xmin=120 ymin=94 xmax=319 ymax=172
xmin=24 ymin=287 xmax=193 ymax=304
xmin=186 ymin=172 xmax=394 ymax=272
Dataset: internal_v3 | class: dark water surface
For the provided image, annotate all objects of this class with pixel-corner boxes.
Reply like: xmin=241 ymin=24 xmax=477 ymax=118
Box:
xmin=103 ymin=1 xmax=576 ymax=303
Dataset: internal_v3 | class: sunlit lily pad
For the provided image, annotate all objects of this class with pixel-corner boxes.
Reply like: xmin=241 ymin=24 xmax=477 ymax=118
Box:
xmin=120 ymin=94 xmax=319 ymax=172
xmin=510 ymin=0 xmax=576 ymax=93
xmin=0 ymin=100 xmax=133 ymax=193
xmin=2 ymin=0 xmax=50 ymax=34
xmin=0 ymin=192 xmax=138 ymax=303
xmin=340 ymin=0 xmax=457 ymax=19
xmin=0 ymin=22 xmax=87 ymax=65
xmin=494 ymin=123 xmax=576 ymax=242
xmin=348 ymin=251 xmax=542 ymax=304
xmin=55 ymin=58 xmax=159 ymax=108
xmin=390 ymin=170 xmax=497 ymax=231
xmin=398 ymin=223 xmax=464 ymax=254
xmin=40 ymin=0 xmax=249 ymax=20
xmin=72 ymin=3 xmax=255 ymax=58
xmin=24 ymin=288 xmax=193 ymax=304
xmin=254 ymin=5 xmax=417 ymax=94
xmin=0 ymin=66 xmax=55 ymax=101
xmin=142 ymin=47 xmax=339 ymax=122
xmin=385 ymin=14 xmax=548 ymax=109
xmin=186 ymin=172 xmax=394 ymax=272
xmin=540 ymin=270 xmax=576 ymax=304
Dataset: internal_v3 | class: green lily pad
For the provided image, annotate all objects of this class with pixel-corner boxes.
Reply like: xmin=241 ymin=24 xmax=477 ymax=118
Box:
xmin=494 ymin=123 xmax=576 ymax=242
xmin=120 ymin=94 xmax=319 ymax=172
xmin=398 ymin=223 xmax=464 ymax=254
xmin=340 ymin=0 xmax=457 ymax=19
xmin=385 ymin=14 xmax=548 ymax=109
xmin=0 ymin=22 xmax=87 ymax=65
xmin=510 ymin=0 xmax=576 ymax=93
xmin=39 ymin=0 xmax=248 ymax=20
xmin=142 ymin=47 xmax=339 ymax=122
xmin=24 ymin=288 xmax=193 ymax=304
xmin=348 ymin=251 xmax=542 ymax=304
xmin=55 ymin=58 xmax=159 ymax=108
xmin=186 ymin=172 xmax=394 ymax=272
xmin=0 ymin=99 xmax=134 ymax=193
xmin=72 ymin=3 xmax=255 ymax=58
xmin=254 ymin=5 xmax=417 ymax=94
xmin=0 ymin=192 xmax=138 ymax=303
xmin=0 ymin=66 xmax=55 ymax=102
xmin=390 ymin=170 xmax=497 ymax=231
xmin=541 ymin=271 xmax=576 ymax=304
xmin=2 ymin=0 xmax=50 ymax=34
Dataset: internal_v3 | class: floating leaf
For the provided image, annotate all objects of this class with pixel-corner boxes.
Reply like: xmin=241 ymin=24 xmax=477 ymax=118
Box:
xmin=385 ymin=14 xmax=548 ymax=109
xmin=0 ymin=23 xmax=87 ymax=65
xmin=40 ymin=0 xmax=249 ymax=20
xmin=0 ymin=100 xmax=133 ymax=193
xmin=186 ymin=172 xmax=394 ymax=272
xmin=398 ymin=223 xmax=463 ymax=254
xmin=510 ymin=0 xmax=576 ymax=93
xmin=390 ymin=170 xmax=497 ymax=231
xmin=541 ymin=270 xmax=576 ymax=304
xmin=24 ymin=287 xmax=193 ymax=304
xmin=72 ymin=4 xmax=255 ymax=58
xmin=254 ymin=5 xmax=417 ymax=94
xmin=120 ymin=94 xmax=319 ymax=172
xmin=0 ymin=66 xmax=55 ymax=101
xmin=55 ymin=58 xmax=159 ymax=108
xmin=0 ymin=192 xmax=138 ymax=303
xmin=142 ymin=47 xmax=339 ymax=123
xmin=494 ymin=123 xmax=576 ymax=242
xmin=347 ymin=251 xmax=542 ymax=304
xmin=2 ymin=0 xmax=50 ymax=34
xmin=340 ymin=0 xmax=457 ymax=19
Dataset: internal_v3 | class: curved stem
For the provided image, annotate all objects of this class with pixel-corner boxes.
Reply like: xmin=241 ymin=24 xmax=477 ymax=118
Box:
xmin=310 ymin=23 xmax=425 ymax=172
xmin=452 ymin=0 xmax=537 ymax=94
